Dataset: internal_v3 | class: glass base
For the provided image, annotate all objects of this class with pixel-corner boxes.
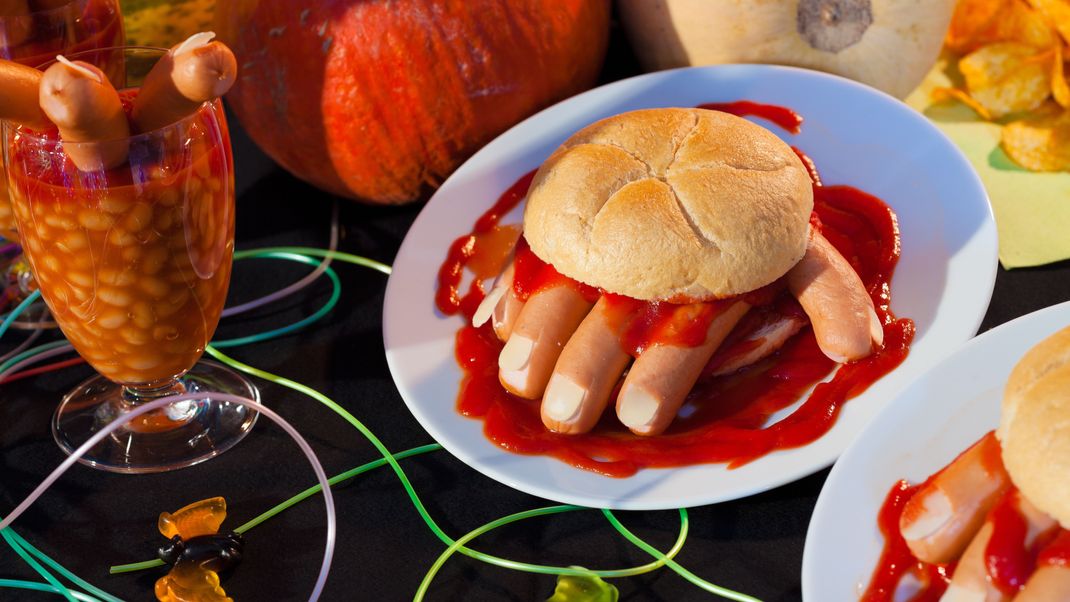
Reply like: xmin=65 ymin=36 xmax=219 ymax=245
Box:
xmin=52 ymin=360 xmax=259 ymax=474
xmin=3 ymin=252 xmax=57 ymax=330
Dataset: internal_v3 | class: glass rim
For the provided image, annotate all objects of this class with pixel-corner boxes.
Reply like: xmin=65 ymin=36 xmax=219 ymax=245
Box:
xmin=9 ymin=46 xmax=223 ymax=146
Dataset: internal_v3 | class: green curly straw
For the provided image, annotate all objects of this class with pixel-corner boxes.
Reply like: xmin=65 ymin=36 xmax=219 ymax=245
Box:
xmin=1 ymin=246 xmax=759 ymax=601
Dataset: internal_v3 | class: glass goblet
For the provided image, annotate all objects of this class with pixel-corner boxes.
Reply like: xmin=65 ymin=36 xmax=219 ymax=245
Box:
xmin=3 ymin=46 xmax=258 ymax=473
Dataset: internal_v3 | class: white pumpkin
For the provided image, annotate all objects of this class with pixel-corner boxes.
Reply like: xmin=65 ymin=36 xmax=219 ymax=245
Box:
xmin=618 ymin=0 xmax=956 ymax=98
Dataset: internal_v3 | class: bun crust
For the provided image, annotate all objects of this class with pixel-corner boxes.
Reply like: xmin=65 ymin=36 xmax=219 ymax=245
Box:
xmin=522 ymin=108 xmax=814 ymax=301
xmin=999 ymin=325 xmax=1070 ymax=529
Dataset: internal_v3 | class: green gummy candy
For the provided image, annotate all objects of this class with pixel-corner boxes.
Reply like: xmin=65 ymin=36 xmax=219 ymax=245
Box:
xmin=546 ymin=570 xmax=619 ymax=602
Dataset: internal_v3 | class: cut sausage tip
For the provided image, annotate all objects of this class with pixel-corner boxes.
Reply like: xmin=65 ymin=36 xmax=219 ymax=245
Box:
xmin=899 ymin=490 xmax=953 ymax=542
xmin=471 ymin=284 xmax=505 ymax=328
xmin=499 ymin=335 xmax=534 ymax=372
xmin=617 ymin=386 xmax=661 ymax=433
xmin=173 ymin=31 xmax=216 ymax=56
xmin=542 ymin=375 xmax=586 ymax=424
xmin=870 ymin=309 xmax=884 ymax=349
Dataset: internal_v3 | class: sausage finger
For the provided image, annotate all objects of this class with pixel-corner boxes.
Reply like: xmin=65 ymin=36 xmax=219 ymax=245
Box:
xmin=470 ymin=262 xmax=525 ymax=342
xmin=542 ymin=296 xmax=633 ymax=434
xmin=38 ymin=55 xmax=129 ymax=171
xmin=942 ymin=491 xmax=1057 ymax=601
xmin=131 ymin=32 xmax=237 ymax=133
xmin=787 ymin=230 xmax=883 ymax=363
xmin=0 ymin=59 xmax=50 ymax=128
xmin=616 ymin=301 xmax=750 ymax=436
xmin=1019 ymin=531 xmax=1070 ymax=602
xmin=707 ymin=311 xmax=807 ymax=377
xmin=498 ymin=284 xmax=593 ymax=399
xmin=1015 ymin=565 xmax=1070 ymax=602
xmin=899 ymin=432 xmax=1010 ymax=564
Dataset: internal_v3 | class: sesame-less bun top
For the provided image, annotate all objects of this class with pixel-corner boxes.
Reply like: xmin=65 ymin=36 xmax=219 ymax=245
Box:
xmin=998 ymin=325 xmax=1070 ymax=529
xmin=522 ymin=108 xmax=814 ymax=301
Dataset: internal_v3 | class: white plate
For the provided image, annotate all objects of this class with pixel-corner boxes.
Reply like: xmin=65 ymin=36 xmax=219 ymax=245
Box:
xmin=383 ymin=64 xmax=997 ymax=510
xmin=802 ymin=301 xmax=1070 ymax=600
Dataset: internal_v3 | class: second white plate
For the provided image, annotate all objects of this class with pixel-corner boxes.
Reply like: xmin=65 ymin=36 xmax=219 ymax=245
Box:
xmin=384 ymin=64 xmax=997 ymax=510
xmin=802 ymin=301 xmax=1070 ymax=600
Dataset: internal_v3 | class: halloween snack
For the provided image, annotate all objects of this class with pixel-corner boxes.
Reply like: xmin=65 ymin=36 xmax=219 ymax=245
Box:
xmin=474 ymin=108 xmax=882 ymax=436
xmin=864 ymin=325 xmax=1070 ymax=600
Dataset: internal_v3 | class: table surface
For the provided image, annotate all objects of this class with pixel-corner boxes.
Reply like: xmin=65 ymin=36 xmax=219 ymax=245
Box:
xmin=5 ymin=22 xmax=1070 ymax=602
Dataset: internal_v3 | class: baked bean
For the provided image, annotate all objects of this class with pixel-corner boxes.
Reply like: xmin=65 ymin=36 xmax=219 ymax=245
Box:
xmin=7 ymin=103 xmax=234 ymax=385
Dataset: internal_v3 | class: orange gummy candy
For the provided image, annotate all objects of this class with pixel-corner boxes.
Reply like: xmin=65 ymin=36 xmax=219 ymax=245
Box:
xmin=155 ymin=563 xmax=232 ymax=602
xmin=158 ymin=497 xmax=227 ymax=541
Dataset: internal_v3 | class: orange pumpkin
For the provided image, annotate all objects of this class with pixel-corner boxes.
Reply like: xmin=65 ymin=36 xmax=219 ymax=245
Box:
xmin=215 ymin=0 xmax=610 ymax=204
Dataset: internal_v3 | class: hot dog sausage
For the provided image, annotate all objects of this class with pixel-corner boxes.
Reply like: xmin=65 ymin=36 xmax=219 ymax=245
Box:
xmin=131 ymin=32 xmax=237 ymax=133
xmin=940 ymin=522 xmax=1006 ymax=602
xmin=787 ymin=230 xmax=883 ymax=363
xmin=940 ymin=491 xmax=1057 ymax=602
xmin=616 ymin=301 xmax=750 ymax=436
xmin=470 ymin=262 xmax=525 ymax=342
xmin=498 ymin=284 xmax=593 ymax=399
xmin=0 ymin=59 xmax=50 ymax=128
xmin=1015 ymin=565 xmax=1070 ymax=602
xmin=38 ymin=55 xmax=129 ymax=171
xmin=492 ymin=266 xmax=525 ymax=342
xmin=900 ymin=432 xmax=1010 ymax=564
xmin=708 ymin=312 xmax=807 ymax=377
xmin=541 ymin=296 xmax=633 ymax=434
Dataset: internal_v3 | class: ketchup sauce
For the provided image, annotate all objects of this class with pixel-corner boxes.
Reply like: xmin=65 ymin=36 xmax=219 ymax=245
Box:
xmin=698 ymin=101 xmax=804 ymax=134
xmin=435 ymin=102 xmax=914 ymax=477
xmin=1039 ymin=530 xmax=1070 ymax=567
xmin=861 ymin=480 xmax=951 ymax=601
xmin=984 ymin=490 xmax=1033 ymax=595
xmin=511 ymin=237 xmax=599 ymax=303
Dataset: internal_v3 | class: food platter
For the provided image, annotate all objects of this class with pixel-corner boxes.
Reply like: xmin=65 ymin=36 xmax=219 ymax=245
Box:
xmin=383 ymin=64 xmax=998 ymax=510
xmin=802 ymin=300 xmax=1070 ymax=600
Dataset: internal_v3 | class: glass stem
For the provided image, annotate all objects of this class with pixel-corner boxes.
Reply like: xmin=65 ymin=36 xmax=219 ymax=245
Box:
xmin=121 ymin=378 xmax=186 ymax=407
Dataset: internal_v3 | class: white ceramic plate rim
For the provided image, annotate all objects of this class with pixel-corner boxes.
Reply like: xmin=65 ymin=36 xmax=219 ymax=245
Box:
xmin=383 ymin=64 xmax=998 ymax=510
xmin=801 ymin=301 xmax=1070 ymax=601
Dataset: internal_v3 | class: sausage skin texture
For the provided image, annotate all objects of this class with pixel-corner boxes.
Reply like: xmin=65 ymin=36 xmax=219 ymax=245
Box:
xmin=541 ymin=296 xmax=633 ymax=434
xmin=900 ymin=432 xmax=1010 ymax=564
xmin=616 ymin=301 xmax=750 ymax=436
xmin=940 ymin=492 xmax=1057 ymax=602
xmin=787 ymin=230 xmax=883 ymax=363
xmin=0 ymin=59 xmax=51 ymax=128
xmin=498 ymin=284 xmax=593 ymax=399
xmin=1015 ymin=564 xmax=1070 ymax=602
xmin=38 ymin=57 xmax=130 ymax=171
xmin=131 ymin=32 xmax=237 ymax=133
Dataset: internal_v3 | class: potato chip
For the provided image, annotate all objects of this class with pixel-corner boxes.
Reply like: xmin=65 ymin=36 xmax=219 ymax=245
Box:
xmin=949 ymin=0 xmax=1057 ymax=52
xmin=1028 ymin=0 xmax=1070 ymax=46
xmin=1053 ymin=42 xmax=1070 ymax=106
xmin=948 ymin=0 xmax=1011 ymax=52
xmin=960 ymin=43 xmax=1053 ymax=117
xmin=1001 ymin=102 xmax=1070 ymax=169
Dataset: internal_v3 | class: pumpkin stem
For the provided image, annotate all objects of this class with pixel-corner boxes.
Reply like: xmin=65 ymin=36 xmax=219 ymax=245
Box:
xmin=796 ymin=0 xmax=873 ymax=53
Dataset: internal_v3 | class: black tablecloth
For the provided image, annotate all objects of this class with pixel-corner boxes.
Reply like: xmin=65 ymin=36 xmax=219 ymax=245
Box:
xmin=4 ymin=22 xmax=1070 ymax=602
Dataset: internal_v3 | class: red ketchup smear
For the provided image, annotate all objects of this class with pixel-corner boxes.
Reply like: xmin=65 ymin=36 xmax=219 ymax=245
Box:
xmin=698 ymin=101 xmax=804 ymax=134
xmin=861 ymin=480 xmax=951 ymax=602
xmin=984 ymin=489 xmax=1033 ymax=595
xmin=1039 ymin=530 xmax=1070 ymax=567
xmin=436 ymin=171 xmax=533 ymax=318
xmin=511 ymin=237 xmax=599 ymax=303
xmin=436 ymin=101 xmax=914 ymax=477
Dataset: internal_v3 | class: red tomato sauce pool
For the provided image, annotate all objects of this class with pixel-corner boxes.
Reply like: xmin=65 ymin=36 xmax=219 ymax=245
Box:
xmin=435 ymin=101 xmax=914 ymax=477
